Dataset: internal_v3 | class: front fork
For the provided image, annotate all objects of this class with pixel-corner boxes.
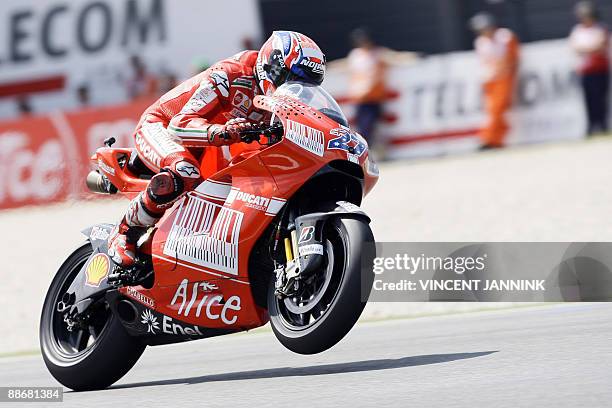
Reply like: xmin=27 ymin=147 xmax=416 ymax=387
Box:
xmin=274 ymin=201 xmax=369 ymax=297
xmin=274 ymin=229 xmax=303 ymax=297
xmin=274 ymin=227 xmax=299 ymax=297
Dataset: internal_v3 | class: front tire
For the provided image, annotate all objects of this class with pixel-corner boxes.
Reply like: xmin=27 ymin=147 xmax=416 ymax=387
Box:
xmin=40 ymin=243 xmax=145 ymax=391
xmin=268 ymin=217 xmax=375 ymax=354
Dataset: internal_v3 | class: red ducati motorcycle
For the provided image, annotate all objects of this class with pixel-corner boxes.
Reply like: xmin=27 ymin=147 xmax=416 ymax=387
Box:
xmin=40 ymin=81 xmax=379 ymax=390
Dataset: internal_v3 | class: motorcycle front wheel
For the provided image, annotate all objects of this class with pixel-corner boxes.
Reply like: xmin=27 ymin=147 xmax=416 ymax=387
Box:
xmin=40 ymin=243 xmax=145 ymax=391
xmin=268 ymin=217 xmax=375 ymax=354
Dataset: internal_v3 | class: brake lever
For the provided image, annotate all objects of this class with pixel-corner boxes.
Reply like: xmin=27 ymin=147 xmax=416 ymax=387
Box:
xmin=239 ymin=123 xmax=284 ymax=145
xmin=262 ymin=123 xmax=284 ymax=145
xmin=240 ymin=129 xmax=262 ymax=144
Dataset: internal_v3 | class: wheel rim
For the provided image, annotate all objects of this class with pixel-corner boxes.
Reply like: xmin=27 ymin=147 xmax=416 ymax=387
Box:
xmin=275 ymin=224 xmax=346 ymax=330
xmin=48 ymin=250 xmax=112 ymax=359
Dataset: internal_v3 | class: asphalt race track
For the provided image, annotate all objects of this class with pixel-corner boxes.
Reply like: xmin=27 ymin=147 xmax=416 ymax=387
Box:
xmin=2 ymin=303 xmax=610 ymax=407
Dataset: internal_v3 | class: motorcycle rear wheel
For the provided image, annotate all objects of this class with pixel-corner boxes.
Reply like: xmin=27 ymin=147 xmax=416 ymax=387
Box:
xmin=40 ymin=243 xmax=145 ymax=391
xmin=268 ymin=217 xmax=375 ymax=354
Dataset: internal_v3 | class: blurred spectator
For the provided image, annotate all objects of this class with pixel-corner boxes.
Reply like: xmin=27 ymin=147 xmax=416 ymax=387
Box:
xmin=470 ymin=12 xmax=520 ymax=150
xmin=125 ymin=55 xmax=158 ymax=100
xmin=17 ymin=96 xmax=32 ymax=116
xmin=192 ymin=58 xmax=211 ymax=75
xmin=76 ymin=84 xmax=90 ymax=107
xmin=242 ymin=36 xmax=257 ymax=50
xmin=158 ymin=71 xmax=178 ymax=94
xmin=569 ymin=1 xmax=610 ymax=136
xmin=347 ymin=28 xmax=388 ymax=145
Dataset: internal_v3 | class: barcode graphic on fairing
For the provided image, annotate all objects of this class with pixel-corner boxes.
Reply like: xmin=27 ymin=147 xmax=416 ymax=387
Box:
xmin=285 ymin=120 xmax=325 ymax=157
xmin=164 ymin=194 xmax=243 ymax=275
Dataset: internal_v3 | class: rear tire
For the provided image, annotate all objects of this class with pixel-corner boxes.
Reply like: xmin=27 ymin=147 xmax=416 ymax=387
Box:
xmin=40 ymin=243 xmax=145 ymax=391
xmin=268 ymin=217 xmax=375 ymax=354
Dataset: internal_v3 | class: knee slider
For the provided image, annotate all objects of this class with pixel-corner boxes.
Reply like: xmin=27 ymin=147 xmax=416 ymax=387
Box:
xmin=146 ymin=169 xmax=184 ymax=205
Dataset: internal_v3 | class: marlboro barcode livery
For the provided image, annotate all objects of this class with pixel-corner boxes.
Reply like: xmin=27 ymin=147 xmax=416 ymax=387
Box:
xmin=163 ymin=193 xmax=243 ymax=275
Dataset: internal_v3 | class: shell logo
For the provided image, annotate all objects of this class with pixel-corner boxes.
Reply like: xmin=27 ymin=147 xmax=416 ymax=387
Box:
xmin=85 ymin=253 xmax=110 ymax=287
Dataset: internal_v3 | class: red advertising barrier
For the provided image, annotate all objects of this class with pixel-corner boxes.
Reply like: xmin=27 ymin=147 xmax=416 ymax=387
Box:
xmin=0 ymin=99 xmax=153 ymax=210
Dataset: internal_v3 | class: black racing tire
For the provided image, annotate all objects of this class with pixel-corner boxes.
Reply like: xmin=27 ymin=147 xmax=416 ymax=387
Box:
xmin=268 ymin=217 xmax=375 ymax=354
xmin=40 ymin=243 xmax=145 ymax=391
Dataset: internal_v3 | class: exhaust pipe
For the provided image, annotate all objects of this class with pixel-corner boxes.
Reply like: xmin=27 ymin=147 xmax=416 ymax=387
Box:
xmin=116 ymin=299 xmax=139 ymax=323
xmin=86 ymin=171 xmax=118 ymax=194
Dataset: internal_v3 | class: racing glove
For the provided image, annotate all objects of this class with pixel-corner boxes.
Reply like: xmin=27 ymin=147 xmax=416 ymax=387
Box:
xmin=207 ymin=118 xmax=255 ymax=146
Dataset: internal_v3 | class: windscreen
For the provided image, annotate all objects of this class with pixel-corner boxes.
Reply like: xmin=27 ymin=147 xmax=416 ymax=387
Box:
xmin=273 ymin=81 xmax=349 ymax=127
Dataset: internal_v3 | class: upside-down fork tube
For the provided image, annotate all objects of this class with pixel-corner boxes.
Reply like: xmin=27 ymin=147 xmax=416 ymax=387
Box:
xmin=284 ymin=237 xmax=294 ymax=261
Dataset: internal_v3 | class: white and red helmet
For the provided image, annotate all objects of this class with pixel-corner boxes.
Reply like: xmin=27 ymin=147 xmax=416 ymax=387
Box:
xmin=255 ymin=31 xmax=326 ymax=95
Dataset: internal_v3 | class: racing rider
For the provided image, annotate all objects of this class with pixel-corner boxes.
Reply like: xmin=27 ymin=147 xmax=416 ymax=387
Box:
xmin=108 ymin=31 xmax=326 ymax=267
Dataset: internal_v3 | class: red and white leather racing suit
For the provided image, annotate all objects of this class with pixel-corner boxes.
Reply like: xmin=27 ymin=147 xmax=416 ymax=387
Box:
xmin=109 ymin=50 xmax=265 ymax=266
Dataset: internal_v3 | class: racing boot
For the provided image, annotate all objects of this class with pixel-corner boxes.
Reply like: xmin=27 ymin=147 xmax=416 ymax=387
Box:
xmin=108 ymin=191 xmax=163 ymax=266
xmin=108 ymin=157 xmax=202 ymax=267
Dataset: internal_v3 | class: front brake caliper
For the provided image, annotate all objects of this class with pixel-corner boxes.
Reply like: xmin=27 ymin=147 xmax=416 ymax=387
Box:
xmin=274 ymin=259 xmax=301 ymax=298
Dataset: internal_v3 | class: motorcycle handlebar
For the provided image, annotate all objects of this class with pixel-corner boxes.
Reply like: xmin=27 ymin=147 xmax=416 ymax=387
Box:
xmin=220 ymin=122 xmax=284 ymax=145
